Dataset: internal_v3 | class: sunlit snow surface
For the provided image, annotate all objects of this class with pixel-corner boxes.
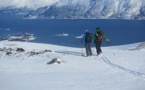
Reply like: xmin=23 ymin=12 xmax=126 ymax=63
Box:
xmin=0 ymin=41 xmax=145 ymax=90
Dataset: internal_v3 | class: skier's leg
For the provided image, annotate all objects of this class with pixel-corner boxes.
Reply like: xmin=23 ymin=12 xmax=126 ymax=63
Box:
xmin=98 ymin=41 xmax=102 ymax=54
xmin=85 ymin=44 xmax=89 ymax=56
xmin=95 ymin=42 xmax=100 ymax=55
xmin=88 ymin=44 xmax=92 ymax=56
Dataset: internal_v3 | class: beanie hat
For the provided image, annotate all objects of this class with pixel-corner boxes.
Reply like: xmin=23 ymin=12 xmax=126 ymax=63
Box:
xmin=85 ymin=30 xmax=88 ymax=32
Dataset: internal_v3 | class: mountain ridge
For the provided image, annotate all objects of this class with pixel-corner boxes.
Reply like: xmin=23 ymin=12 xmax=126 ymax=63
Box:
xmin=0 ymin=0 xmax=145 ymax=19
xmin=25 ymin=0 xmax=145 ymax=19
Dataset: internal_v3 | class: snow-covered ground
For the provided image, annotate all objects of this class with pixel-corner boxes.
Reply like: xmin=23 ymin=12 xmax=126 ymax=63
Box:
xmin=0 ymin=41 xmax=145 ymax=90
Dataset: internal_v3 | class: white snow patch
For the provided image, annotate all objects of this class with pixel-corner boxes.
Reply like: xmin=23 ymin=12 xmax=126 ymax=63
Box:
xmin=75 ymin=34 xmax=84 ymax=39
xmin=56 ymin=33 xmax=69 ymax=36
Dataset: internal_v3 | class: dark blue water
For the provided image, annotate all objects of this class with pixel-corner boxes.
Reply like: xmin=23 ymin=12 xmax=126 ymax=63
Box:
xmin=0 ymin=15 xmax=145 ymax=47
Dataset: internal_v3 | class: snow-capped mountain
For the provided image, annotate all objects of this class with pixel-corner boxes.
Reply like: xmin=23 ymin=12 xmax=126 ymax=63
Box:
xmin=0 ymin=6 xmax=34 ymax=15
xmin=25 ymin=0 xmax=145 ymax=19
xmin=1 ymin=0 xmax=145 ymax=19
xmin=0 ymin=0 xmax=58 ymax=9
xmin=0 ymin=0 xmax=58 ymax=15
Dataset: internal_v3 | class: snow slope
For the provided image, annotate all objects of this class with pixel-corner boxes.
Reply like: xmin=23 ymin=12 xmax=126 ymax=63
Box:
xmin=0 ymin=41 xmax=145 ymax=90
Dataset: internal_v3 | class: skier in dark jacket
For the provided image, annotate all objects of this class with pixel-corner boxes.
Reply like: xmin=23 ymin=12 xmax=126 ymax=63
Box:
xmin=94 ymin=27 xmax=109 ymax=56
xmin=82 ymin=30 xmax=92 ymax=56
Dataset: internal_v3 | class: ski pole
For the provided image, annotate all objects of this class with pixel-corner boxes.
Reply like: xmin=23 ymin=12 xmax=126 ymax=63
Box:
xmin=81 ymin=39 xmax=84 ymax=56
xmin=108 ymin=42 xmax=115 ymax=56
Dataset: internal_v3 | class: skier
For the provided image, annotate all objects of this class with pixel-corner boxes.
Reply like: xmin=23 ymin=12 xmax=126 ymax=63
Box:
xmin=94 ymin=27 xmax=109 ymax=56
xmin=82 ymin=30 xmax=92 ymax=56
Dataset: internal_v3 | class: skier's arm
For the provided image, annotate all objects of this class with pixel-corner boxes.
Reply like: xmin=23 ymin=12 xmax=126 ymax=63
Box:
xmin=94 ymin=32 xmax=97 ymax=41
xmin=81 ymin=33 xmax=86 ymax=42
xmin=103 ymin=35 xmax=109 ymax=42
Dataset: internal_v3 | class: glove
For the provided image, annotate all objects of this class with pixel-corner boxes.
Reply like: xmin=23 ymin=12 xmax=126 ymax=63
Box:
xmin=106 ymin=39 xmax=109 ymax=43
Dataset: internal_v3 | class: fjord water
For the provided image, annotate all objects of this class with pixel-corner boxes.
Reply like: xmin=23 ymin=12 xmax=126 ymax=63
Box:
xmin=0 ymin=15 xmax=145 ymax=47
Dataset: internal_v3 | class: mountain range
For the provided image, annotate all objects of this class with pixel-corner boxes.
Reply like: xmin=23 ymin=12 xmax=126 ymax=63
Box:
xmin=0 ymin=0 xmax=145 ymax=19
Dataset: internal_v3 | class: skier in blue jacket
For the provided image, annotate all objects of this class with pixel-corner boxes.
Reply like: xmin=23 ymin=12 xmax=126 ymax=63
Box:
xmin=82 ymin=30 xmax=92 ymax=56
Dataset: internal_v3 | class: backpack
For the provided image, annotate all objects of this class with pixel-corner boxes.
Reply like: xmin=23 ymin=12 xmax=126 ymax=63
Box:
xmin=85 ymin=32 xmax=92 ymax=43
xmin=95 ymin=30 xmax=104 ymax=41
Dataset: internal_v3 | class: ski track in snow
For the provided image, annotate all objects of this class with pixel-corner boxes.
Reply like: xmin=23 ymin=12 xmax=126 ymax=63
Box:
xmin=55 ymin=49 xmax=145 ymax=80
xmin=100 ymin=55 xmax=145 ymax=80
